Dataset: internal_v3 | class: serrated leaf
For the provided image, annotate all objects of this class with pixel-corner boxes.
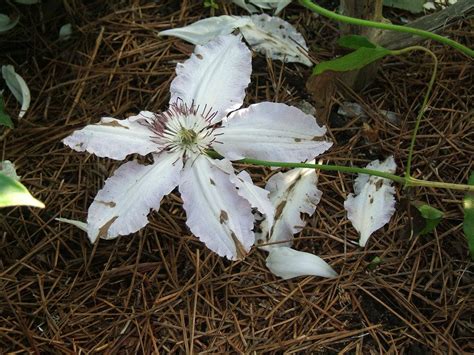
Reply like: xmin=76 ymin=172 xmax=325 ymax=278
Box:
xmin=0 ymin=95 xmax=14 ymax=128
xmin=414 ymin=203 xmax=443 ymax=235
xmin=1 ymin=65 xmax=31 ymax=119
xmin=463 ymin=172 xmax=474 ymax=260
xmin=0 ymin=13 xmax=19 ymax=33
xmin=313 ymin=46 xmax=392 ymax=75
xmin=337 ymin=35 xmax=376 ymax=49
xmin=0 ymin=172 xmax=44 ymax=208
xmin=344 ymin=156 xmax=397 ymax=247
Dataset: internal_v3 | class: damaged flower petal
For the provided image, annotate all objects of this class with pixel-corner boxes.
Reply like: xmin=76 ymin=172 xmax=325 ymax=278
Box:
xmin=63 ymin=112 xmax=158 ymax=160
xmin=170 ymin=34 xmax=251 ymax=123
xmin=87 ymin=152 xmax=182 ymax=243
xmin=214 ymin=102 xmax=332 ymax=162
xmin=180 ymin=155 xmax=254 ymax=260
xmin=240 ymin=14 xmax=311 ymax=66
xmin=266 ymin=246 xmax=337 ymax=280
xmin=258 ymin=164 xmax=322 ymax=249
xmin=344 ymin=156 xmax=397 ymax=247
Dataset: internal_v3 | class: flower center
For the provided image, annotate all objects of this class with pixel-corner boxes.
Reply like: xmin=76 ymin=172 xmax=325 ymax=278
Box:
xmin=147 ymin=101 xmax=218 ymax=157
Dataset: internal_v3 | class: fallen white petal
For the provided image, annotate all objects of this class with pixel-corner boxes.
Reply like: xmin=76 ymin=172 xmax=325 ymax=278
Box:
xmin=0 ymin=14 xmax=19 ymax=33
xmin=266 ymin=247 xmax=337 ymax=279
xmin=232 ymin=0 xmax=259 ymax=13
xmin=87 ymin=152 xmax=182 ymax=243
xmin=56 ymin=218 xmax=88 ymax=232
xmin=230 ymin=170 xmax=275 ymax=226
xmin=59 ymin=23 xmax=72 ymax=40
xmin=179 ymin=155 xmax=254 ymax=260
xmin=240 ymin=14 xmax=311 ymax=66
xmin=0 ymin=160 xmax=20 ymax=181
xmin=344 ymin=156 xmax=397 ymax=247
xmin=170 ymin=34 xmax=251 ymax=123
xmin=159 ymin=16 xmax=251 ymax=45
xmin=214 ymin=102 xmax=332 ymax=162
xmin=258 ymin=165 xmax=322 ymax=249
xmin=63 ymin=111 xmax=158 ymax=160
xmin=1 ymin=65 xmax=31 ymax=119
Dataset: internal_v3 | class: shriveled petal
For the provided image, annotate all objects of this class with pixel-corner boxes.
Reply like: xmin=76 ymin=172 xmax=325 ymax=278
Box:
xmin=87 ymin=152 xmax=182 ymax=242
xmin=240 ymin=14 xmax=311 ymax=66
xmin=170 ymin=34 xmax=251 ymax=123
xmin=230 ymin=170 xmax=274 ymax=226
xmin=266 ymin=247 xmax=337 ymax=280
xmin=257 ymin=165 xmax=322 ymax=249
xmin=344 ymin=156 xmax=397 ymax=247
xmin=179 ymin=155 xmax=254 ymax=260
xmin=63 ymin=111 xmax=157 ymax=160
xmin=214 ymin=102 xmax=332 ymax=162
xmin=159 ymin=16 xmax=252 ymax=45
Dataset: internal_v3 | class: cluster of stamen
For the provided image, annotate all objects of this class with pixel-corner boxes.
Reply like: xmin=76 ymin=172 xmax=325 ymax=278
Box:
xmin=146 ymin=100 xmax=218 ymax=156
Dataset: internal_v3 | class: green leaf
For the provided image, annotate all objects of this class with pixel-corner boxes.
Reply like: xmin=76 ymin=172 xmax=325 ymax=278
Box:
xmin=383 ymin=0 xmax=424 ymax=14
xmin=367 ymin=256 xmax=382 ymax=271
xmin=0 ymin=172 xmax=44 ymax=208
xmin=313 ymin=46 xmax=392 ymax=75
xmin=463 ymin=172 xmax=474 ymax=260
xmin=415 ymin=203 xmax=444 ymax=235
xmin=0 ymin=95 xmax=14 ymax=128
xmin=337 ymin=35 xmax=376 ymax=49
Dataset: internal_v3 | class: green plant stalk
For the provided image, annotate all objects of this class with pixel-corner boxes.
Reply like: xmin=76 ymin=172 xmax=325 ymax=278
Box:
xmin=298 ymin=0 xmax=474 ymax=57
xmin=206 ymin=152 xmax=474 ymax=192
xmin=390 ymin=46 xmax=438 ymax=179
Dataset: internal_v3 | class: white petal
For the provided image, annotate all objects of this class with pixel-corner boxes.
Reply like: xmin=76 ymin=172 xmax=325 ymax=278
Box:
xmin=63 ymin=111 xmax=157 ymax=160
xmin=246 ymin=0 xmax=292 ymax=13
xmin=266 ymin=247 xmax=337 ymax=280
xmin=179 ymin=155 xmax=254 ymax=260
xmin=0 ymin=14 xmax=19 ymax=33
xmin=1 ymin=65 xmax=31 ymax=119
xmin=56 ymin=218 xmax=88 ymax=232
xmin=214 ymin=102 xmax=332 ymax=162
xmin=159 ymin=16 xmax=252 ymax=45
xmin=230 ymin=170 xmax=275 ymax=226
xmin=170 ymin=34 xmax=251 ymax=123
xmin=258 ymin=165 xmax=322 ymax=249
xmin=87 ymin=152 xmax=182 ymax=242
xmin=344 ymin=156 xmax=397 ymax=247
xmin=240 ymin=14 xmax=311 ymax=66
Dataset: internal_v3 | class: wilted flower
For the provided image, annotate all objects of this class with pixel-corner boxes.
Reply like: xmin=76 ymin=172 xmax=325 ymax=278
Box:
xmin=63 ymin=34 xmax=332 ymax=260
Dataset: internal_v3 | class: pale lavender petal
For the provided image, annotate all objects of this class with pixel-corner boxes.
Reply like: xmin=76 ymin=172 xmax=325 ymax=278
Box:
xmin=169 ymin=34 xmax=251 ymax=123
xmin=63 ymin=111 xmax=157 ymax=160
xmin=179 ymin=155 xmax=254 ymax=260
xmin=87 ymin=151 xmax=183 ymax=242
xmin=214 ymin=102 xmax=332 ymax=162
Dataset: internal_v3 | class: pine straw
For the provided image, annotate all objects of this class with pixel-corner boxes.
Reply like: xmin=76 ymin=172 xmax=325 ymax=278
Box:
xmin=1 ymin=1 xmax=473 ymax=353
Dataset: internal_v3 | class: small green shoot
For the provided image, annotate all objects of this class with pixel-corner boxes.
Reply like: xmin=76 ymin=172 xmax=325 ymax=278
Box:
xmin=0 ymin=172 xmax=44 ymax=208
xmin=204 ymin=0 xmax=219 ymax=9
xmin=368 ymin=256 xmax=382 ymax=271
xmin=463 ymin=172 xmax=474 ymax=260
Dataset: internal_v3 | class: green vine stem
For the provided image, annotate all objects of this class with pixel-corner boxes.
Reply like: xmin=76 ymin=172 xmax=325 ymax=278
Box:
xmin=298 ymin=0 xmax=474 ymax=58
xmin=206 ymin=152 xmax=474 ymax=192
xmin=389 ymin=46 xmax=438 ymax=179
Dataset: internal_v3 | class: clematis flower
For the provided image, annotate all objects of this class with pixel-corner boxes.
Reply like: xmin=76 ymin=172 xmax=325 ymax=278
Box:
xmin=63 ymin=34 xmax=332 ymax=260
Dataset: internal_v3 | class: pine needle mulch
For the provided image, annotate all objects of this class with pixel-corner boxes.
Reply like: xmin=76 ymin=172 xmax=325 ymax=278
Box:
xmin=1 ymin=1 xmax=473 ymax=353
